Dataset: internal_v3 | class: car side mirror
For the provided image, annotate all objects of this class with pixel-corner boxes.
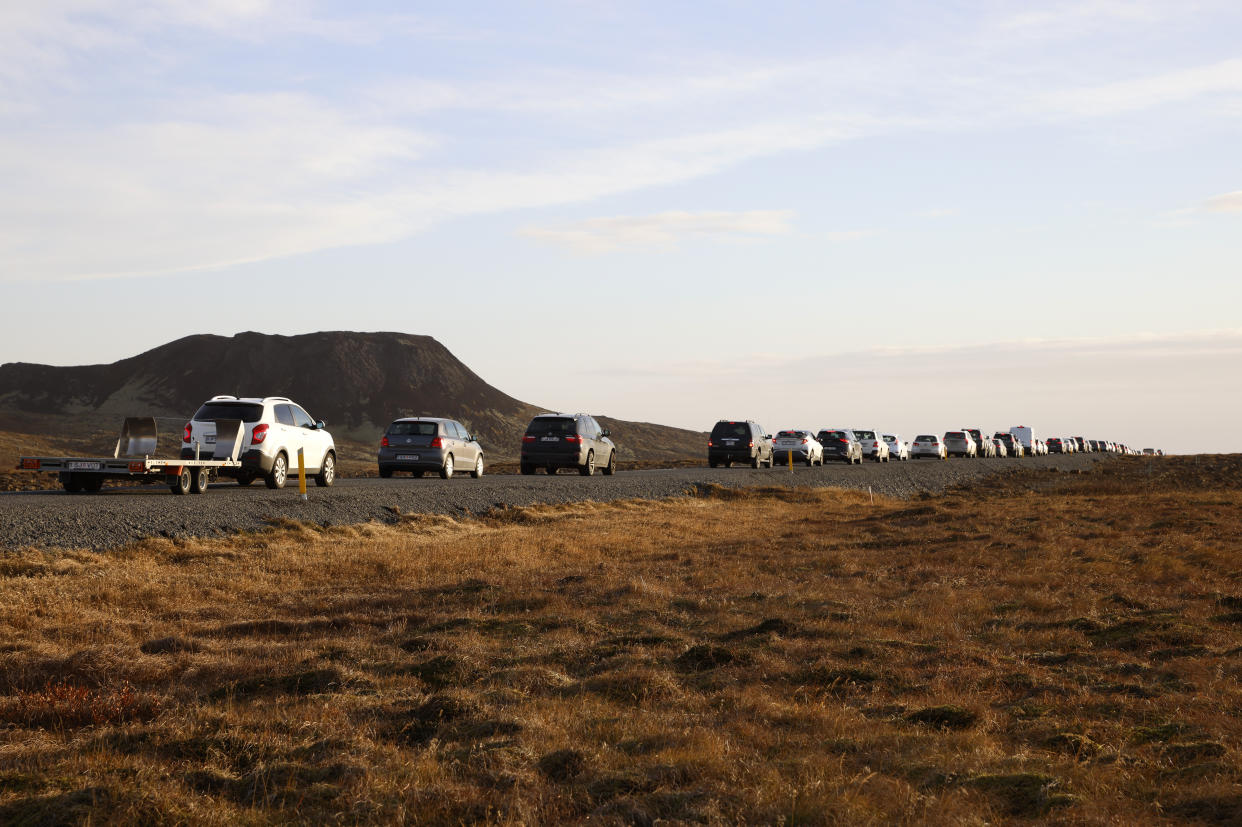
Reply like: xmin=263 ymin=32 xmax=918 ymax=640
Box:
xmin=315 ymin=420 xmax=326 ymax=430
xmin=601 ymin=429 xmax=610 ymax=437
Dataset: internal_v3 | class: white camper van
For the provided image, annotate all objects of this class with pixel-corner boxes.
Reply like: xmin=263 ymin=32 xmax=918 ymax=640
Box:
xmin=1009 ymin=425 xmax=1036 ymax=455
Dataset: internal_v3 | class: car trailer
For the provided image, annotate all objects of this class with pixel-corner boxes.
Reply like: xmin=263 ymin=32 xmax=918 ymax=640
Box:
xmin=17 ymin=417 xmax=245 ymax=495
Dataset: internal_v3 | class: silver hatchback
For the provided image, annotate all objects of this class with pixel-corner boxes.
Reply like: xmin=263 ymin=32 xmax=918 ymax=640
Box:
xmin=378 ymin=417 xmax=483 ymax=479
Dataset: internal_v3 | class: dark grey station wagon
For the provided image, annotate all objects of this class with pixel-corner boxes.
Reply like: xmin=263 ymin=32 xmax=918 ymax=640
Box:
xmin=378 ymin=417 xmax=483 ymax=479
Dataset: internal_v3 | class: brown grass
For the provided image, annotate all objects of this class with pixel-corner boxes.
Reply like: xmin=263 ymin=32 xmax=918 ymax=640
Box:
xmin=0 ymin=455 xmax=1240 ymax=823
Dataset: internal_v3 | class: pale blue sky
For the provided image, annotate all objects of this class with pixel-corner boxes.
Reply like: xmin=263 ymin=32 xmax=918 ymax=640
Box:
xmin=1 ymin=1 xmax=1240 ymax=452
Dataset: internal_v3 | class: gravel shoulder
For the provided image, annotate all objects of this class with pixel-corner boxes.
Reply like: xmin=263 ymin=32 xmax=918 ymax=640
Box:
xmin=0 ymin=453 xmax=1111 ymax=550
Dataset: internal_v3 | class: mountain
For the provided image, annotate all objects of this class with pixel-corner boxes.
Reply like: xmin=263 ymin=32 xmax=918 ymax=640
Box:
xmin=0 ymin=331 xmax=704 ymax=461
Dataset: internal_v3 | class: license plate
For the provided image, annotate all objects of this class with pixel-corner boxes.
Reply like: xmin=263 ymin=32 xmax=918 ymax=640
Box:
xmin=723 ymin=439 xmax=737 ymax=445
xmin=68 ymin=461 xmax=101 ymax=470
xmin=541 ymin=436 xmax=559 ymax=442
xmin=397 ymin=454 xmax=420 ymax=461
xmin=204 ymin=434 xmax=216 ymax=443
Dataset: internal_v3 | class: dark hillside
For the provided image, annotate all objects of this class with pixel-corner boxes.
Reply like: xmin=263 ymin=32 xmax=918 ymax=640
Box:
xmin=0 ymin=331 xmax=704 ymax=461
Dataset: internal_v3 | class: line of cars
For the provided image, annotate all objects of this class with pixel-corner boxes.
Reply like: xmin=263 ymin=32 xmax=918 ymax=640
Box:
xmin=177 ymin=396 xmax=1151 ymax=492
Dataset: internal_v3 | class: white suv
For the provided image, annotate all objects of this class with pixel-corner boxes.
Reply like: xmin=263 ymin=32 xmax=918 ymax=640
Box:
xmin=182 ymin=396 xmax=336 ymax=489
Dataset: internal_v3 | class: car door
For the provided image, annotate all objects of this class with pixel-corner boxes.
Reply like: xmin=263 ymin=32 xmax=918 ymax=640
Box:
xmin=451 ymin=421 xmax=477 ymax=465
xmin=288 ymin=405 xmax=321 ymax=470
xmin=274 ymin=404 xmax=298 ymax=462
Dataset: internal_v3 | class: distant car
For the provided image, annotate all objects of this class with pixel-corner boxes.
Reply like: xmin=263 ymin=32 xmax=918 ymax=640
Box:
xmin=992 ymin=438 xmax=1007 ymax=457
xmin=1073 ymin=436 xmax=1090 ymax=452
xmin=883 ymin=433 xmax=909 ymax=461
xmin=817 ymin=428 xmax=863 ymax=464
xmin=853 ymin=429 xmax=890 ymax=462
xmin=708 ymin=420 xmax=773 ymax=468
xmin=183 ymin=395 xmax=336 ymax=489
xmin=1034 ymin=439 xmax=1048 ymax=456
xmin=1047 ymin=437 xmax=1065 ymax=454
xmin=1142 ymin=447 xmax=1157 ymax=455
xmin=910 ymin=434 xmax=947 ymax=460
xmin=994 ymin=432 xmax=1023 ymax=457
xmin=773 ymin=429 xmax=823 ymax=466
xmin=378 ymin=417 xmax=483 ymax=479
xmin=943 ymin=431 xmax=977 ymax=458
xmin=520 ymin=413 xmax=616 ymax=475
xmin=965 ymin=428 xmax=995 ymax=458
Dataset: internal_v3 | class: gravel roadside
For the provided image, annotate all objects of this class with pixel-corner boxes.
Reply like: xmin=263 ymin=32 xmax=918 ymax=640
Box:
xmin=0 ymin=453 xmax=1111 ymax=550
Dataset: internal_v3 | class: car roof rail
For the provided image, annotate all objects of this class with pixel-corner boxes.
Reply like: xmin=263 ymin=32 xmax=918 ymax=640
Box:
xmin=263 ymin=396 xmax=292 ymax=403
xmin=210 ymin=394 xmax=238 ymax=401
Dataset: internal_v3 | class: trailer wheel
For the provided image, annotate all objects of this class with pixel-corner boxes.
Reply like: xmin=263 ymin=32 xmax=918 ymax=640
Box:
xmin=236 ymin=473 xmax=255 ymax=486
xmin=82 ymin=476 xmax=104 ymax=493
xmin=170 ymin=467 xmax=192 ymax=495
xmin=191 ymin=467 xmax=209 ymax=494
xmin=62 ymin=474 xmax=83 ymax=494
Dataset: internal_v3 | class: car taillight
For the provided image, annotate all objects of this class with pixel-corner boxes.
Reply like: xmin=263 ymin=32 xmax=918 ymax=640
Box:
xmin=747 ymin=441 xmax=754 ymax=448
xmin=430 ymin=436 xmax=443 ymax=448
xmin=565 ymin=435 xmax=581 ymax=444
xmin=708 ymin=440 xmax=714 ymax=447
xmin=838 ymin=439 xmax=847 ymax=443
xmin=522 ymin=435 xmax=536 ymax=442
xmin=183 ymin=422 xmax=192 ymax=443
xmin=381 ymin=435 xmax=389 ymax=447
xmin=800 ymin=438 xmax=807 ymax=444
xmin=251 ymin=423 xmax=268 ymax=445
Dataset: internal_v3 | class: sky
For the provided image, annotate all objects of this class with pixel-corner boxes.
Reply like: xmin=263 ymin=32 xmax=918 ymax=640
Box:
xmin=1 ymin=0 xmax=1240 ymax=454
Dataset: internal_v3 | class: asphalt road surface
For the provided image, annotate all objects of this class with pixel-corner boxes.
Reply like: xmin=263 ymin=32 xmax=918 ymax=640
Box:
xmin=0 ymin=453 xmax=1111 ymax=550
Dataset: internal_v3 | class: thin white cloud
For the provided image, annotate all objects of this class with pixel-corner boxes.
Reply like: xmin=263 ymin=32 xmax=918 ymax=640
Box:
xmin=1202 ymin=190 xmax=1242 ymax=212
xmin=519 ymin=210 xmax=794 ymax=253
xmin=1038 ymin=57 xmax=1242 ymax=117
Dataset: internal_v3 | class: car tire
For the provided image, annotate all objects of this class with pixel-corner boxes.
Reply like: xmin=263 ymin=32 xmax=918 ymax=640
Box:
xmin=379 ymin=467 xmax=392 ymax=479
xmin=315 ymin=452 xmax=336 ymax=487
xmin=236 ymin=473 xmax=255 ymax=486
xmin=440 ymin=454 xmax=454 ymax=479
xmin=580 ymin=450 xmax=595 ymax=476
xmin=265 ymin=453 xmax=288 ymax=489
xmin=471 ymin=454 xmax=484 ymax=478
xmin=751 ymin=453 xmax=761 ymax=469
xmin=709 ymin=460 xmax=718 ymax=468
xmin=603 ymin=451 xmax=616 ymax=475
xmin=547 ymin=466 xmax=557 ymax=475
xmin=520 ymin=463 xmax=534 ymax=475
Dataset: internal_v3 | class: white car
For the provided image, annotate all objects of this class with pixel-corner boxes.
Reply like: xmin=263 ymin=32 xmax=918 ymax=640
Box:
xmin=910 ymin=434 xmax=947 ymax=460
xmin=943 ymin=431 xmax=977 ymax=458
xmin=183 ymin=395 xmax=336 ymax=489
xmin=772 ymin=429 xmax=824 ymax=466
xmin=992 ymin=438 xmax=1008 ymax=457
xmin=883 ymin=434 xmax=909 ymax=461
xmin=853 ymin=429 xmax=890 ymax=462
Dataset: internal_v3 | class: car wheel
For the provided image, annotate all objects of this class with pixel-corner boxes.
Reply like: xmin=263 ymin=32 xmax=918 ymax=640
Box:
xmin=315 ymin=452 xmax=336 ymax=487
xmin=471 ymin=454 xmax=484 ymax=478
xmin=603 ymin=451 xmax=616 ymax=475
xmin=724 ymin=460 xmax=732 ymax=468
xmin=547 ymin=466 xmax=557 ymax=475
xmin=440 ymin=454 xmax=454 ymax=479
xmin=379 ymin=466 xmax=392 ymax=479
xmin=265 ymin=453 xmax=288 ymax=489
xmin=236 ymin=473 xmax=255 ymax=486
xmin=709 ymin=460 xmax=718 ymax=468
xmin=751 ymin=453 xmax=761 ymax=469
xmin=580 ymin=450 xmax=595 ymax=476
xmin=520 ymin=463 xmax=534 ymax=475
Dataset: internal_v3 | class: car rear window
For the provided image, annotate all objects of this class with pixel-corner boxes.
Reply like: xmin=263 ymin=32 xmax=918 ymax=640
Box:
xmin=711 ymin=422 xmax=751 ymax=439
xmin=820 ymin=431 xmax=847 ymax=440
xmin=946 ymin=432 xmax=965 ymax=438
xmin=777 ymin=430 xmax=806 ymax=438
xmin=854 ymin=430 xmax=875 ymax=440
xmin=916 ymin=435 xmax=937 ymax=441
xmin=527 ymin=417 xmax=577 ymax=436
xmin=389 ymin=421 xmax=438 ymax=436
xmin=193 ymin=402 xmax=263 ymax=423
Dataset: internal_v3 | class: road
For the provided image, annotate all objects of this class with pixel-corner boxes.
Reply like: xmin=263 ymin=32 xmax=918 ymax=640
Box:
xmin=0 ymin=453 xmax=1110 ymax=550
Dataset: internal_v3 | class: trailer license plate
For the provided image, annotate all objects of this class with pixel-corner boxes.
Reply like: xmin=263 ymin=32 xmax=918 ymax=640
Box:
xmin=397 ymin=454 xmax=419 ymax=461
xmin=205 ymin=434 xmax=216 ymax=444
xmin=68 ymin=461 xmax=101 ymax=470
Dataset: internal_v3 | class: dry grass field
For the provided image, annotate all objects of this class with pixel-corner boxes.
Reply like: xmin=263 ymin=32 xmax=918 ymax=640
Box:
xmin=1 ymin=455 xmax=1239 ymax=824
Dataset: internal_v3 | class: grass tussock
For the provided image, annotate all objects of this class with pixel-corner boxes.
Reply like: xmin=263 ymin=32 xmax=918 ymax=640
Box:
xmin=0 ymin=454 xmax=1240 ymax=823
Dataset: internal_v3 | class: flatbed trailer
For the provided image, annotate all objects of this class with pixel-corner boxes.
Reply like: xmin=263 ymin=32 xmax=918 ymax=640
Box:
xmin=17 ymin=417 xmax=245 ymax=495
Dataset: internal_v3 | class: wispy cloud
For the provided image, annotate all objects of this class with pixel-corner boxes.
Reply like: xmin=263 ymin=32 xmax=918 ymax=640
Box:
xmin=519 ymin=210 xmax=794 ymax=252
xmin=1202 ymin=190 xmax=1242 ymax=213
xmin=1038 ymin=57 xmax=1242 ymax=118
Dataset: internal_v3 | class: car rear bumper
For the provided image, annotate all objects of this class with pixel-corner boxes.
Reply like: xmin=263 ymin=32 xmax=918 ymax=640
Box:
xmin=522 ymin=447 xmax=587 ymax=467
xmin=708 ymin=448 xmax=759 ymax=463
xmin=378 ymin=447 xmax=447 ymax=470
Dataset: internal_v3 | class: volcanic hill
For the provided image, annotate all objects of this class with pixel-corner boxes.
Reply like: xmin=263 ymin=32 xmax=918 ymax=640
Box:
xmin=0 ymin=331 xmax=704 ymax=462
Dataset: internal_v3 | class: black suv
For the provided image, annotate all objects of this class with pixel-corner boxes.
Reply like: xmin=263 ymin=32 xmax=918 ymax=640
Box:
xmin=817 ymin=428 xmax=863 ymax=464
xmin=520 ymin=413 xmax=617 ymax=476
xmin=708 ymin=420 xmax=773 ymax=468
